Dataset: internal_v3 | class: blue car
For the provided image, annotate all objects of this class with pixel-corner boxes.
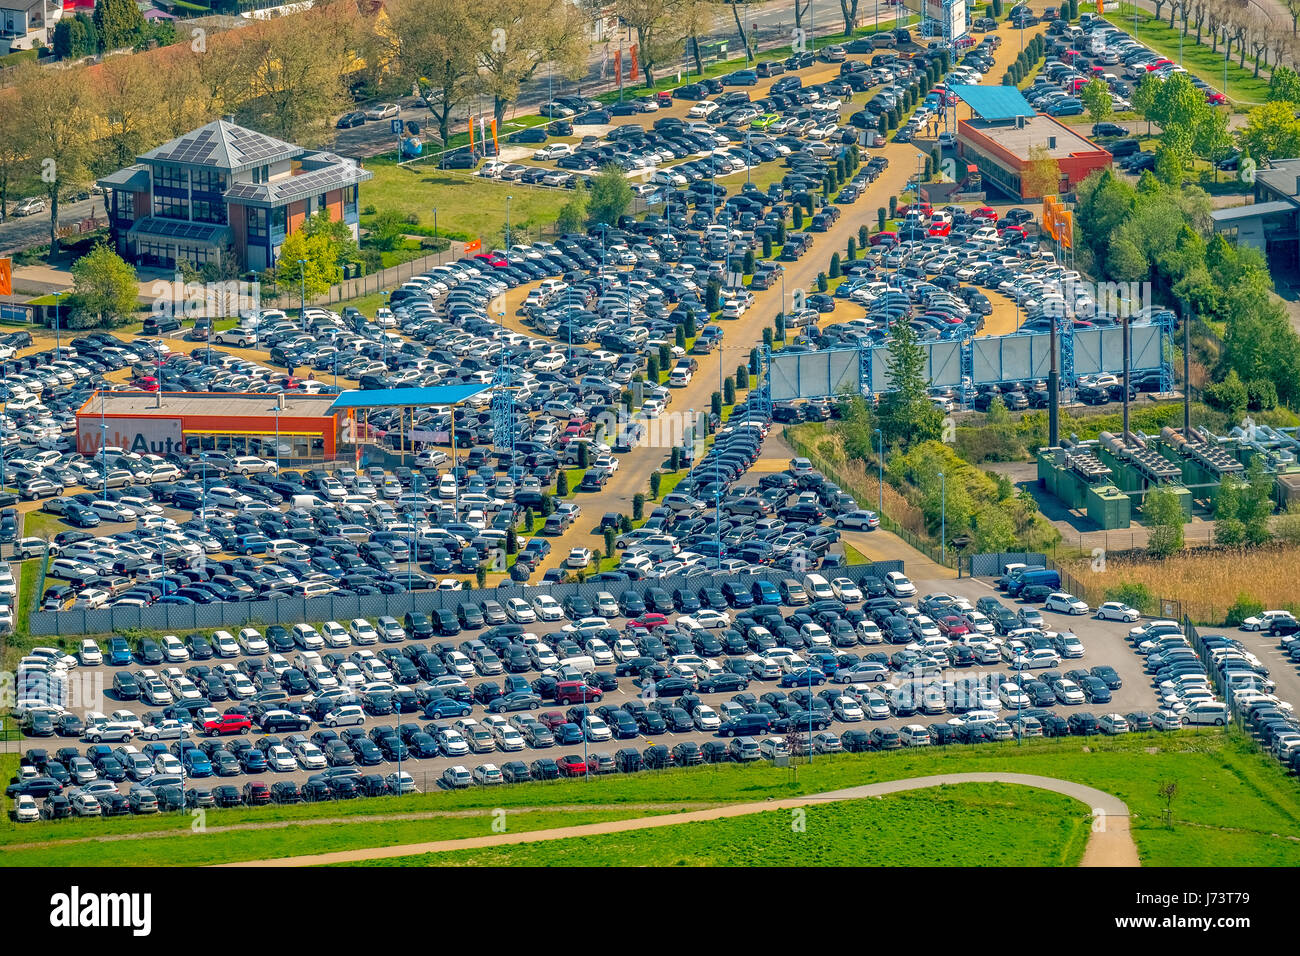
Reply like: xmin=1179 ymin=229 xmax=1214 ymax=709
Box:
xmin=182 ymin=750 xmax=213 ymax=778
xmin=779 ymin=668 xmax=827 ymax=688
xmin=751 ymin=580 xmax=782 ymax=606
xmin=423 ymin=697 xmax=472 ymax=719
xmin=554 ymin=723 xmax=584 ymax=746
xmin=107 ymin=636 xmax=133 ymax=666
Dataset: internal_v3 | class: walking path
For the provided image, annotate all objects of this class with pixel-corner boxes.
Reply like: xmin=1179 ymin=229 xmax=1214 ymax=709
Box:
xmin=224 ymin=771 xmax=1139 ymax=867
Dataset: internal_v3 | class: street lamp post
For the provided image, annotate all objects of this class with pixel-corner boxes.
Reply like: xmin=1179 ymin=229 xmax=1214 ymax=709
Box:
xmin=100 ymin=391 xmax=108 ymax=500
xmin=297 ymin=259 xmax=307 ymax=332
xmin=52 ymin=291 xmax=63 ymax=353
xmin=505 ymin=196 xmax=513 ymax=250
xmin=874 ymin=427 xmax=883 ymax=518
xmin=938 ymin=471 xmax=946 ymax=565
xmin=274 ymin=406 xmax=281 ymax=472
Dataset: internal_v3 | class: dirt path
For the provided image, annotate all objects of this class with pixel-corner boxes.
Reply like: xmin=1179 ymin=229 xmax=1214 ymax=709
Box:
xmin=225 ymin=771 xmax=1139 ymax=867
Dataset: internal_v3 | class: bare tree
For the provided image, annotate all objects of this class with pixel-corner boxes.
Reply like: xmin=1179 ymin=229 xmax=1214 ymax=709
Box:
xmin=727 ymin=0 xmax=754 ymax=62
xmin=1153 ymin=0 xmax=1168 ymax=25
xmin=1247 ymin=11 xmax=1271 ymax=74
xmin=839 ymin=0 xmax=861 ymax=36
xmin=476 ymin=0 xmax=588 ymax=123
xmin=1191 ymin=0 xmax=1208 ymax=44
xmin=612 ymin=0 xmax=691 ymax=88
xmin=1286 ymin=0 xmax=1300 ymax=34
xmin=389 ymin=0 xmax=483 ymax=146
xmin=92 ymin=52 xmax=165 ymax=177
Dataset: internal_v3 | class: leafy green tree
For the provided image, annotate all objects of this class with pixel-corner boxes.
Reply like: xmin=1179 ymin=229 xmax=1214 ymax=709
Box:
xmin=1240 ymin=100 xmax=1300 ymax=164
xmin=93 ymin=0 xmax=146 ymax=51
xmin=1214 ymin=475 xmax=1247 ymax=546
xmin=1081 ymin=78 xmax=1112 ymax=123
xmin=70 ymin=243 xmax=139 ymax=328
xmin=556 ymin=469 xmax=569 ymax=497
xmin=650 ymin=471 xmax=662 ymax=497
xmin=1268 ymin=65 xmax=1300 ymax=104
xmin=877 ymin=318 xmax=944 ymax=449
xmin=1132 ymin=72 xmax=1161 ymax=136
xmin=589 ymin=164 xmax=633 ymax=225
xmin=633 ymin=493 xmax=645 ymax=521
xmin=1144 ymin=487 xmax=1185 ymax=557
xmin=556 ymin=183 xmax=589 ymax=233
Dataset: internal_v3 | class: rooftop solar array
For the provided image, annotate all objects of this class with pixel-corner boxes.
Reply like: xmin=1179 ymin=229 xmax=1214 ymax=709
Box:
xmin=127 ymin=218 xmax=230 ymax=242
xmin=140 ymin=121 xmax=298 ymax=172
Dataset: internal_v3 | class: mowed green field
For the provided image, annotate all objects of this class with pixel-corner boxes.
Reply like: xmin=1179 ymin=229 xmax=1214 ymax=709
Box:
xmin=6 ymin=732 xmax=1299 ymax=866
xmin=353 ymin=784 xmax=1093 ymax=867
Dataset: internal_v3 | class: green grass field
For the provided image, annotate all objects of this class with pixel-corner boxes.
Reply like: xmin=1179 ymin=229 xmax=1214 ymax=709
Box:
xmin=359 ymin=162 xmax=570 ymax=249
xmin=356 ymin=783 xmax=1092 ymax=867
xmin=7 ymin=731 xmax=1299 ymax=867
xmin=1105 ymin=8 xmax=1269 ymax=107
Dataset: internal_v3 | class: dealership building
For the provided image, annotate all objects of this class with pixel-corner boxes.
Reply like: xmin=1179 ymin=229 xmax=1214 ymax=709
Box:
xmin=76 ymin=392 xmax=346 ymax=462
xmin=951 ymin=85 xmax=1111 ymax=199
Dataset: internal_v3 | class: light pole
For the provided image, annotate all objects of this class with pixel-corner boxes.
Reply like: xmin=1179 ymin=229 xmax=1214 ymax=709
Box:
xmin=505 ymin=195 xmax=513 ymax=250
xmin=274 ymin=406 xmax=281 ymax=471
xmin=52 ymin=291 xmax=63 ymax=353
xmin=100 ymin=391 xmax=107 ymax=500
xmin=297 ymin=259 xmax=307 ymax=332
xmin=938 ymin=471 xmax=946 ymax=565
xmin=874 ymin=427 xmax=883 ymax=517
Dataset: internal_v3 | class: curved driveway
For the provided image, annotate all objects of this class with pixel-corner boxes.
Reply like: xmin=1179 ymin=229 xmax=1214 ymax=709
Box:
xmin=226 ymin=771 xmax=1139 ymax=867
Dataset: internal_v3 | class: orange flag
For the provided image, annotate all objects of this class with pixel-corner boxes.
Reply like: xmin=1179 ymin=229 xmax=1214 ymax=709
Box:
xmin=0 ymin=258 xmax=10 ymax=297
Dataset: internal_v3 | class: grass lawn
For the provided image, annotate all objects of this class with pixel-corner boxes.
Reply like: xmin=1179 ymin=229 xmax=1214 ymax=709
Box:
xmin=12 ymin=730 xmax=1299 ymax=866
xmin=1105 ymin=7 xmax=1269 ymax=107
xmin=842 ymin=541 xmax=869 ymax=565
xmin=354 ymin=783 xmax=1091 ymax=867
xmin=359 ymin=161 xmax=570 ymax=249
xmin=654 ymin=469 xmax=687 ymax=501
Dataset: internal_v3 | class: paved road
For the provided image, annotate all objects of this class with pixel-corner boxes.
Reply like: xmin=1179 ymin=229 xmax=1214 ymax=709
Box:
xmin=0 ymin=196 xmax=101 ymax=259
xmin=225 ymin=770 xmax=1138 ymax=866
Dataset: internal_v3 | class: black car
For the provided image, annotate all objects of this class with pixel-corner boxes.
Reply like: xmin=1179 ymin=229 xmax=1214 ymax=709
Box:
xmin=337 ymin=111 xmax=367 ymax=128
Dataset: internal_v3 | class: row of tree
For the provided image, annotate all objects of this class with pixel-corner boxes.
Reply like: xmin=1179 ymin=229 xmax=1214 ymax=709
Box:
xmin=50 ymin=0 xmax=176 ymax=59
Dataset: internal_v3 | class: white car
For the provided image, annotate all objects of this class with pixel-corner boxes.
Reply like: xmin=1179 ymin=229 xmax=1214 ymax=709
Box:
xmin=581 ymin=716 xmax=612 ymax=741
xmin=506 ymin=598 xmax=537 ymax=623
xmin=1044 ymin=592 xmax=1090 ymax=615
xmin=1095 ymin=601 xmax=1140 ymax=622
xmin=321 ymin=621 xmax=351 ymax=647
xmin=613 ymin=638 xmax=640 ymax=661
xmin=566 ymin=547 xmax=593 ymax=568
xmin=1098 ymin=713 xmax=1130 ymax=735
xmin=160 ymin=635 xmax=190 ymax=662
xmin=14 ymin=794 xmax=39 ymax=822
xmin=238 ymin=628 xmax=270 ymax=655
xmin=1240 ymin=610 xmax=1294 ymax=632
xmin=533 ymin=143 xmax=573 ymax=160
xmin=830 ymin=578 xmax=863 ymax=603
xmin=693 ymin=705 xmax=721 ymax=731
xmin=693 ymin=608 xmax=730 ymax=629
xmin=688 ymin=100 xmax=718 ymax=117
xmin=212 ymin=631 xmax=239 ymax=657
xmin=1054 ymin=680 xmax=1086 ymax=705
xmin=261 ymin=745 xmax=295 ymax=772
xmin=349 ymin=619 xmax=379 ymax=644
xmin=884 ymin=571 xmax=916 ymax=598
xmin=833 ymin=696 xmax=865 ymax=722
xmin=532 ymin=594 xmax=564 ymax=621
xmin=1151 ymin=708 xmax=1186 ymax=731
xmin=79 ymin=639 xmax=103 ymax=666
xmin=294 ymin=743 xmax=327 ymax=770
xmin=998 ymin=682 xmax=1031 ymax=708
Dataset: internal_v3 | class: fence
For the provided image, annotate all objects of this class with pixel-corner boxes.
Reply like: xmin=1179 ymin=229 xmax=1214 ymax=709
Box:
xmin=27 ymin=559 xmax=905 ymax=637
xmin=258 ymin=242 xmax=467 ymax=311
xmin=782 ymin=426 xmax=955 ymax=570
xmin=964 ymin=552 xmax=1046 ymax=578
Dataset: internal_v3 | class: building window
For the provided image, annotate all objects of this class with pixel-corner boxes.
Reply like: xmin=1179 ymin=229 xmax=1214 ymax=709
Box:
xmin=153 ymin=164 xmax=187 ymax=191
xmin=270 ymin=206 xmax=287 ymax=233
xmin=247 ymin=206 xmax=267 ymax=240
xmin=192 ymin=169 xmax=226 ymax=193
xmin=191 ymin=199 xmax=227 ymax=225
xmin=153 ymin=192 xmax=189 ymax=220
xmin=318 ymin=193 xmax=329 ymax=213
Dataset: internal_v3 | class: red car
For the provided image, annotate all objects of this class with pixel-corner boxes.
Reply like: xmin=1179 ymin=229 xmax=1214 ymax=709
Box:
xmin=203 ymin=714 xmax=252 ymax=737
xmin=241 ymin=781 xmax=271 ymax=805
xmin=869 ymin=230 xmax=898 ymax=246
xmin=472 ymin=253 xmax=508 ymax=268
xmin=626 ymin=613 xmax=670 ymax=632
xmin=538 ymin=710 xmax=568 ymax=731
xmin=971 ymin=205 xmax=998 ymax=222
xmin=555 ymin=681 xmax=602 ymax=706
xmin=1146 ymin=59 xmax=1173 ymax=71
xmin=556 ymin=754 xmax=587 ymax=777
xmin=937 ymin=616 xmax=971 ymax=638
xmin=999 ymin=224 xmax=1027 ymax=241
xmin=927 ymin=221 xmax=952 ymax=237
xmin=1205 ymin=91 xmax=1227 ymax=105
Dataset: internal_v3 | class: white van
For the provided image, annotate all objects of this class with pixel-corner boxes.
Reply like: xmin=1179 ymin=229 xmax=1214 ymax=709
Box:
xmin=802 ymin=573 xmax=834 ymax=601
xmin=1183 ymin=701 xmax=1229 ymax=726
xmin=298 ymin=580 xmax=337 ymax=599
xmin=556 ymin=655 xmax=595 ymax=675
xmin=290 ymin=494 xmax=329 ymax=509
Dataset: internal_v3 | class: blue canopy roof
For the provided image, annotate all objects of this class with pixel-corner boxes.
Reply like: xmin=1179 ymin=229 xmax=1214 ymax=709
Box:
xmin=950 ymin=84 xmax=1035 ymax=120
xmin=327 ymin=384 xmax=490 ymax=411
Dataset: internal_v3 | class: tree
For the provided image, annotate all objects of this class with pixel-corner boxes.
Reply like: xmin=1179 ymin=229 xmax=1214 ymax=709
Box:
xmin=604 ymin=526 xmax=617 ymax=556
xmin=589 ymin=164 xmax=633 ymax=225
xmin=506 ymin=527 xmax=519 ymax=554
xmin=1205 ymin=367 xmax=1249 ymax=416
xmin=1239 ymin=100 xmax=1300 ymax=163
xmin=650 ymin=470 xmax=662 ymax=497
xmin=13 ymin=61 xmax=92 ymax=257
xmin=1021 ymin=145 xmax=1062 ymax=198
xmin=877 ymin=318 xmax=944 ymax=449
xmin=1214 ymin=475 xmax=1247 ymax=546
xmin=1241 ymin=453 xmax=1276 ymax=545
xmin=633 ymin=492 xmax=645 ymax=520
xmin=1132 ymin=72 xmax=1161 ymax=136
xmin=476 ymin=0 xmax=587 ymax=125
xmin=612 ymin=0 xmax=692 ymax=87
xmin=838 ymin=0 xmax=860 ymax=34
xmin=724 ymin=376 xmax=735 ymax=404
xmin=0 ymin=106 xmax=27 ymax=226
xmin=93 ymin=0 xmax=145 ymax=51
xmin=390 ymin=0 xmax=482 ymax=147
xmin=70 ymin=243 xmax=138 ymax=327
xmin=240 ymin=11 xmax=354 ymax=147
xmin=52 ymin=13 xmax=98 ymax=59
xmin=369 ymin=209 xmax=409 ymax=252
xmin=556 ymin=183 xmax=589 ymax=234
xmin=556 ymin=469 xmax=569 ymax=497
xmin=1081 ymin=78 xmax=1112 ymax=123
xmin=1144 ymin=487 xmax=1185 ymax=557
xmin=275 ymin=210 xmax=352 ymax=301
